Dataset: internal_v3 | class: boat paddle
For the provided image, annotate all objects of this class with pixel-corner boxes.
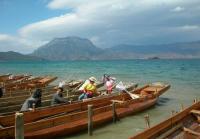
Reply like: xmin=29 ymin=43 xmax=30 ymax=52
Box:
xmin=116 ymin=81 xmax=139 ymax=99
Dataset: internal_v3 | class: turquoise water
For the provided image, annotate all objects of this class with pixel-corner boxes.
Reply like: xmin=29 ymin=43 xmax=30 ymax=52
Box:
xmin=0 ymin=59 xmax=200 ymax=138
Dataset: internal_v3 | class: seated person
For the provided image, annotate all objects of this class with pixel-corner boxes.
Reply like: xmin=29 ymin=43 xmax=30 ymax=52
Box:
xmin=79 ymin=77 xmax=97 ymax=100
xmin=51 ymin=87 xmax=68 ymax=105
xmin=0 ymin=87 xmax=3 ymax=98
xmin=20 ymin=88 xmax=42 ymax=111
xmin=0 ymin=83 xmax=4 ymax=98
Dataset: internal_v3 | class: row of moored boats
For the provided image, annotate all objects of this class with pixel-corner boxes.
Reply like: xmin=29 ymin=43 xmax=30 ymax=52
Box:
xmin=1 ymin=73 xmax=197 ymax=139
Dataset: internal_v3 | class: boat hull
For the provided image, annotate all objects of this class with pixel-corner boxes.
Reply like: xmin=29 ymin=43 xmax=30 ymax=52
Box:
xmin=25 ymin=98 xmax=157 ymax=139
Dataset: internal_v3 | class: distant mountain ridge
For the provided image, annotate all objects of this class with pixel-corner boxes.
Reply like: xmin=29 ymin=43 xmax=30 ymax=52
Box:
xmin=32 ymin=37 xmax=200 ymax=60
xmin=105 ymin=41 xmax=200 ymax=59
xmin=0 ymin=51 xmax=44 ymax=61
xmin=1 ymin=36 xmax=200 ymax=61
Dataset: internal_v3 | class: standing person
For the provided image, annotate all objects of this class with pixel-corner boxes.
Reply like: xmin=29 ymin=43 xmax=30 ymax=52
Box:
xmin=105 ymin=77 xmax=115 ymax=94
xmin=51 ymin=87 xmax=68 ymax=105
xmin=102 ymin=74 xmax=116 ymax=94
xmin=20 ymin=88 xmax=42 ymax=111
xmin=102 ymin=74 xmax=109 ymax=84
xmin=78 ymin=77 xmax=97 ymax=100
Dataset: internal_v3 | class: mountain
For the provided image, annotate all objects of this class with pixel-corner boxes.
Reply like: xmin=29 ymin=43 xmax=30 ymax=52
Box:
xmin=0 ymin=51 xmax=44 ymax=61
xmin=32 ymin=36 xmax=103 ymax=60
xmin=105 ymin=41 xmax=200 ymax=59
xmin=32 ymin=36 xmax=200 ymax=60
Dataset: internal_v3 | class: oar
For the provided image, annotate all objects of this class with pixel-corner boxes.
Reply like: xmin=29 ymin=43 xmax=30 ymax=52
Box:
xmin=116 ymin=81 xmax=139 ymax=99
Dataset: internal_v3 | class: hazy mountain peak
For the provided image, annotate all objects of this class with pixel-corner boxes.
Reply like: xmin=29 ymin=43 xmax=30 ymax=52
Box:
xmin=32 ymin=36 xmax=102 ymax=60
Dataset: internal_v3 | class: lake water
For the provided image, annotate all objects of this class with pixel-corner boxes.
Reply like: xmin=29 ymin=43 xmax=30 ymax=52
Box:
xmin=0 ymin=59 xmax=199 ymax=138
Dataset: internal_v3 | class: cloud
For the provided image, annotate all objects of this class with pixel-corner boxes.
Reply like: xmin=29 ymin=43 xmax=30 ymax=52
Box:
xmin=0 ymin=34 xmax=35 ymax=54
xmin=1 ymin=0 xmax=200 ymax=53
xmin=178 ymin=25 xmax=200 ymax=31
xmin=167 ymin=25 xmax=200 ymax=32
xmin=47 ymin=0 xmax=89 ymax=9
xmin=171 ymin=6 xmax=185 ymax=12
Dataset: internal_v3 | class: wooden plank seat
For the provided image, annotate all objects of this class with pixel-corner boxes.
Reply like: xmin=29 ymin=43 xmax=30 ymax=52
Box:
xmin=191 ymin=110 xmax=200 ymax=122
xmin=191 ymin=110 xmax=200 ymax=115
xmin=183 ymin=127 xmax=200 ymax=136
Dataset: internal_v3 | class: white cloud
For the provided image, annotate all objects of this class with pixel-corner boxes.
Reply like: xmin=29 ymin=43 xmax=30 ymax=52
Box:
xmin=174 ymin=25 xmax=200 ymax=31
xmin=0 ymin=34 xmax=35 ymax=54
xmin=1 ymin=0 xmax=200 ymax=53
xmin=20 ymin=0 xmax=187 ymax=46
xmin=47 ymin=0 xmax=89 ymax=9
xmin=180 ymin=25 xmax=200 ymax=31
xmin=171 ymin=6 xmax=185 ymax=12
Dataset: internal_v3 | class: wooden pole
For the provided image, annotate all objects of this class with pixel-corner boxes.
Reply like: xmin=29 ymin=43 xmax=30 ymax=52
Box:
xmin=193 ymin=99 xmax=197 ymax=104
xmin=171 ymin=110 xmax=175 ymax=116
xmin=144 ymin=114 xmax=150 ymax=128
xmin=32 ymin=103 xmax=36 ymax=112
xmin=180 ymin=104 xmax=184 ymax=111
xmin=88 ymin=105 xmax=93 ymax=136
xmin=15 ymin=112 xmax=24 ymax=139
xmin=67 ymin=90 xmax=69 ymax=98
xmin=112 ymin=101 xmax=117 ymax=123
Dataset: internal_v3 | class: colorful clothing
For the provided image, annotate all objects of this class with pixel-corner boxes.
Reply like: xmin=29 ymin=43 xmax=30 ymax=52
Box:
xmin=78 ymin=83 xmax=97 ymax=100
xmin=106 ymin=80 xmax=114 ymax=93
xmin=84 ymin=83 xmax=96 ymax=94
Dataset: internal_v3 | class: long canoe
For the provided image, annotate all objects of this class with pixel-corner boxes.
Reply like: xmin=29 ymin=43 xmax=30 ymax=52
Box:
xmin=0 ymin=74 xmax=27 ymax=83
xmin=0 ymin=74 xmax=11 ymax=82
xmin=0 ymin=83 xmax=170 ymax=139
xmin=0 ymin=79 xmax=82 ymax=99
xmin=0 ymin=80 xmax=83 ymax=103
xmin=0 ymin=83 xmax=136 ymax=126
xmin=3 ymin=77 xmax=43 ymax=94
xmin=129 ymin=100 xmax=200 ymax=139
xmin=0 ymin=82 xmax=104 ymax=114
xmin=4 ymin=76 xmax=57 ymax=94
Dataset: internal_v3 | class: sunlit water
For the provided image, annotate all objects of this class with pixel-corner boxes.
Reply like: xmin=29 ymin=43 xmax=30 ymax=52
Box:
xmin=0 ymin=59 xmax=199 ymax=138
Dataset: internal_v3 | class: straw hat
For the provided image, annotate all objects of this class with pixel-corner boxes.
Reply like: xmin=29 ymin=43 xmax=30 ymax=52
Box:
xmin=89 ymin=77 xmax=97 ymax=82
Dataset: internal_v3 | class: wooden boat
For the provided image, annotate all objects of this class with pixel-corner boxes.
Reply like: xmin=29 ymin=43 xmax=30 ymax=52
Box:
xmin=0 ymin=83 xmax=170 ymax=139
xmin=0 ymin=82 xmax=104 ymax=114
xmin=129 ymin=100 xmax=200 ymax=139
xmin=4 ymin=76 xmax=57 ymax=93
xmin=26 ymin=76 xmax=58 ymax=89
xmin=1 ymin=75 xmax=31 ymax=86
xmin=0 ymin=74 xmax=11 ymax=82
xmin=0 ymin=83 xmax=135 ymax=126
xmin=0 ymin=80 xmax=83 ymax=99
xmin=2 ymin=76 xmax=44 ymax=96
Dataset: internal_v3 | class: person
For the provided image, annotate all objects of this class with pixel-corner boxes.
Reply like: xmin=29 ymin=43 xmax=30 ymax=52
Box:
xmin=51 ymin=87 xmax=68 ymax=105
xmin=102 ymin=74 xmax=116 ymax=94
xmin=20 ymin=88 xmax=42 ymax=111
xmin=102 ymin=74 xmax=109 ymax=84
xmin=105 ymin=77 xmax=115 ymax=94
xmin=0 ymin=83 xmax=4 ymax=98
xmin=78 ymin=77 xmax=97 ymax=100
xmin=0 ymin=87 xmax=3 ymax=98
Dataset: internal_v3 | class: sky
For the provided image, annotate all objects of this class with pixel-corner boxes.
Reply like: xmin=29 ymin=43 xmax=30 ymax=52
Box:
xmin=0 ymin=0 xmax=200 ymax=54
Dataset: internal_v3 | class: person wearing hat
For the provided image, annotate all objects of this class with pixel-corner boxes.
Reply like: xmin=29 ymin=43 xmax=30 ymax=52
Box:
xmin=51 ymin=87 xmax=68 ymax=105
xmin=78 ymin=77 xmax=97 ymax=100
